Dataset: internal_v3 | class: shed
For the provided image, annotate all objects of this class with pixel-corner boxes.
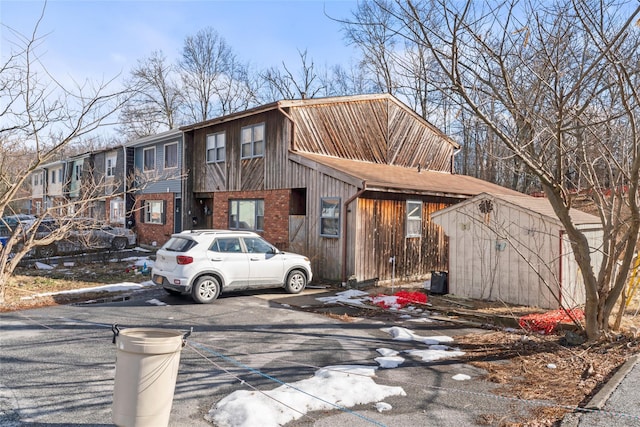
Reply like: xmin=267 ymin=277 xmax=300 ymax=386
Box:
xmin=430 ymin=193 xmax=603 ymax=309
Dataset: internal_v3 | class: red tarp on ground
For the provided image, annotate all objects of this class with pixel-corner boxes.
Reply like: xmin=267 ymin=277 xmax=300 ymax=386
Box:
xmin=518 ymin=308 xmax=585 ymax=334
xmin=372 ymin=291 xmax=428 ymax=309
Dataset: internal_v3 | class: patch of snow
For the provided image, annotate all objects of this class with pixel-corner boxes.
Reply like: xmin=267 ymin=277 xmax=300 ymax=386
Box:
xmin=21 ymin=281 xmax=156 ymax=300
xmin=547 ymin=363 xmax=557 ymax=369
xmin=376 ymin=348 xmax=399 ymax=357
xmin=35 ymin=262 xmax=54 ymax=270
xmin=315 ymin=289 xmax=369 ymax=306
xmin=381 ymin=326 xmax=455 ymax=345
xmin=146 ymin=299 xmax=167 ymax=306
xmin=375 ymin=402 xmax=392 ymax=412
xmin=375 ymin=356 xmax=405 ymax=368
xmin=205 ymin=365 xmax=406 ymax=427
xmin=405 ymin=348 xmax=465 ymax=362
xmin=452 ymin=374 xmax=471 ymax=381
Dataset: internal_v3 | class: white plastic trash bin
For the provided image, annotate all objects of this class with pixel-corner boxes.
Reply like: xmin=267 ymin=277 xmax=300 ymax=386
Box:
xmin=112 ymin=328 xmax=185 ymax=427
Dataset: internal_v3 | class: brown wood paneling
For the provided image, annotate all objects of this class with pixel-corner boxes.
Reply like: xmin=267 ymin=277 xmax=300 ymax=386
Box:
xmin=354 ymin=197 xmax=450 ymax=282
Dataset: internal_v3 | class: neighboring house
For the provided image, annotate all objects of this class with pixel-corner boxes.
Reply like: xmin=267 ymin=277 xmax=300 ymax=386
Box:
xmin=30 ymin=168 xmax=45 ymax=215
xmin=45 ymin=161 xmax=66 ymax=214
xmin=28 ymin=146 xmax=130 ymax=223
xmin=87 ymin=147 xmax=129 ymax=225
xmin=29 ymin=161 xmax=66 ymax=216
xmin=127 ymin=129 xmax=184 ymax=246
xmin=431 ymin=193 xmax=603 ymax=309
xmin=180 ymin=93 xmax=521 ymax=284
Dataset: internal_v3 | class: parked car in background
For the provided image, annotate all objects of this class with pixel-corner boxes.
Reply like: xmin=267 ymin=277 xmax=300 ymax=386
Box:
xmin=0 ymin=214 xmax=37 ymax=235
xmin=152 ymin=230 xmax=313 ymax=303
xmin=33 ymin=218 xmax=136 ymax=257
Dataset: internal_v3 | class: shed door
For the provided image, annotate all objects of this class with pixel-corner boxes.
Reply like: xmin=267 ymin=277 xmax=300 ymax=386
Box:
xmin=289 ymin=215 xmax=307 ymax=254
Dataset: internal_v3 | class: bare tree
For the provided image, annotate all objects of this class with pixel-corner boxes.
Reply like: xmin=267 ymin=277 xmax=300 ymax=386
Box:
xmin=119 ymin=50 xmax=184 ymax=139
xmin=0 ymin=6 xmax=129 ymax=303
xmin=260 ymin=49 xmax=326 ymax=100
xmin=179 ymin=27 xmax=255 ymax=121
xmin=355 ymin=0 xmax=640 ymax=339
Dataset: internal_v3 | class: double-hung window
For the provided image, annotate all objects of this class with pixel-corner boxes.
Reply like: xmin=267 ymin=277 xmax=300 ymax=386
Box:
xmin=406 ymin=200 xmax=422 ymax=237
xmin=143 ymin=147 xmax=155 ymax=172
xmin=320 ymin=198 xmax=340 ymax=237
xmin=241 ymin=123 xmax=264 ymax=159
xmin=50 ymin=170 xmax=56 ymax=184
xmin=164 ymin=143 xmax=178 ymax=169
xmin=106 ymin=156 xmax=117 ymax=177
xmin=228 ymin=199 xmax=264 ymax=231
xmin=143 ymin=200 xmax=164 ymax=224
xmin=206 ymin=132 xmax=225 ymax=163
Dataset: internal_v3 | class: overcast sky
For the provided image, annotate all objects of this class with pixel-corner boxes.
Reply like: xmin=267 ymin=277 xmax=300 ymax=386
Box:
xmin=1 ymin=0 xmax=359 ymax=87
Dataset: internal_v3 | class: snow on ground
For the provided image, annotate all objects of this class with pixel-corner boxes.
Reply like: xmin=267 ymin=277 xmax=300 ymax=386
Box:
xmin=315 ymin=289 xmax=370 ymax=306
xmin=23 ymin=271 xmax=470 ymax=427
xmin=21 ymin=281 xmax=156 ymax=300
xmin=205 ymin=365 xmax=407 ymax=427
xmin=204 ymin=290 xmax=468 ymax=426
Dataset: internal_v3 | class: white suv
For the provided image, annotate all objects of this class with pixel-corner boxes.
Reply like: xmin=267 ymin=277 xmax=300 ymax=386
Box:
xmin=152 ymin=230 xmax=313 ymax=303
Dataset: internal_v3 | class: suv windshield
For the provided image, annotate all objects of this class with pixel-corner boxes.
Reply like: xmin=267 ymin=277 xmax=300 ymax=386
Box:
xmin=163 ymin=237 xmax=197 ymax=252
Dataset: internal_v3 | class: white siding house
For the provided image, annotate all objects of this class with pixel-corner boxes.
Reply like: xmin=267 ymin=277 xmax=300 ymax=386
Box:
xmin=431 ymin=193 xmax=603 ymax=309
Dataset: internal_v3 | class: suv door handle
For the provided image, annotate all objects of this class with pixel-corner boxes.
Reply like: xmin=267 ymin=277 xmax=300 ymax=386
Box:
xmin=250 ymin=257 xmax=260 ymax=261
xmin=210 ymin=257 xmax=222 ymax=261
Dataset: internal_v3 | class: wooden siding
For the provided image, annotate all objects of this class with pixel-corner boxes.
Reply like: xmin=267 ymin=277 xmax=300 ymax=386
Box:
xmin=290 ymin=99 xmax=388 ymax=162
xmin=190 ymin=110 xmax=288 ymax=193
xmin=288 ymin=97 xmax=453 ymax=171
xmin=387 ymin=102 xmax=453 ymax=171
xmin=287 ymin=160 xmax=358 ymax=281
xmin=353 ymin=197 xmax=449 ymax=282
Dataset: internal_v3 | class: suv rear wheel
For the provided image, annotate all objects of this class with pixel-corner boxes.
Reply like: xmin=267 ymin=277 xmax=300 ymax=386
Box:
xmin=191 ymin=275 xmax=221 ymax=303
xmin=284 ymin=269 xmax=307 ymax=294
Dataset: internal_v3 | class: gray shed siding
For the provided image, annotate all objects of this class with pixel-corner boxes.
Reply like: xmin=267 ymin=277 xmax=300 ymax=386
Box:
xmin=431 ymin=194 xmax=603 ymax=309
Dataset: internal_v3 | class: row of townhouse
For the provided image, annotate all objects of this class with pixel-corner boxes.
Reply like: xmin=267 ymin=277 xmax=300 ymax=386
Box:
xmin=30 ymin=93 xmax=522 ymax=285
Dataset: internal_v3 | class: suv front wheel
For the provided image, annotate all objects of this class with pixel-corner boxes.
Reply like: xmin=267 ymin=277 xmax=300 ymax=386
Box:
xmin=191 ymin=275 xmax=221 ymax=303
xmin=284 ymin=270 xmax=307 ymax=294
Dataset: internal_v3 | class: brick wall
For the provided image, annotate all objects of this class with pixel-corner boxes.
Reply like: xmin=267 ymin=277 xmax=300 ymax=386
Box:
xmin=133 ymin=193 xmax=175 ymax=247
xmin=212 ymin=189 xmax=291 ymax=249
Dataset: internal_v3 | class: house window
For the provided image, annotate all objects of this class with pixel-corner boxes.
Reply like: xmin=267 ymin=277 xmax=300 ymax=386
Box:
xmin=143 ymin=147 xmax=155 ymax=171
xmin=320 ymin=197 xmax=340 ymax=237
xmin=143 ymin=200 xmax=164 ymax=224
xmin=58 ymin=169 xmax=63 ymax=183
xmin=50 ymin=170 xmax=56 ymax=184
xmin=35 ymin=201 xmax=41 ymax=215
xmin=406 ymin=200 xmax=422 ymax=237
xmin=164 ymin=143 xmax=178 ymax=169
xmin=110 ymin=198 xmax=125 ymax=223
xmin=74 ymin=164 xmax=82 ymax=180
xmin=241 ymin=123 xmax=264 ymax=159
xmin=206 ymin=132 xmax=225 ymax=163
xmin=229 ymin=199 xmax=264 ymax=231
xmin=106 ymin=156 xmax=117 ymax=177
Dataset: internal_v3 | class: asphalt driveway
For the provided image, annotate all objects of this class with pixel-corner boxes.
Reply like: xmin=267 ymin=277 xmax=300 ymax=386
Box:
xmin=0 ymin=286 xmax=607 ymax=427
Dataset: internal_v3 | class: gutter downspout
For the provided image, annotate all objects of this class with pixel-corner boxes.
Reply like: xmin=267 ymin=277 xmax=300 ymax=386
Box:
xmin=121 ymin=144 xmax=127 ymax=227
xmin=341 ymin=184 xmax=367 ymax=284
xmin=451 ymin=148 xmax=461 ymax=174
